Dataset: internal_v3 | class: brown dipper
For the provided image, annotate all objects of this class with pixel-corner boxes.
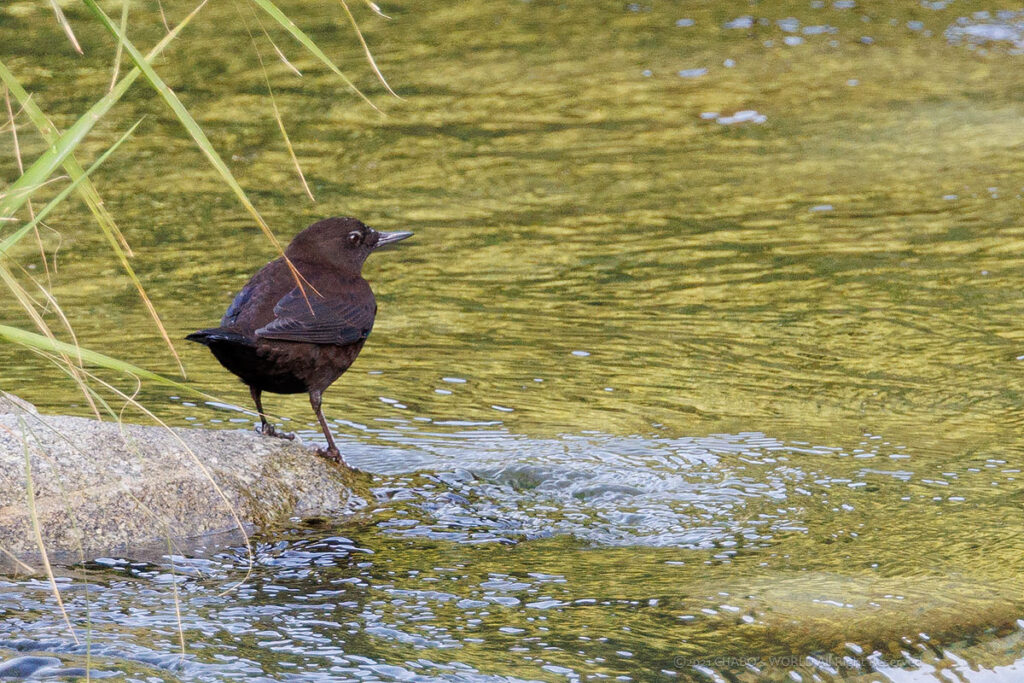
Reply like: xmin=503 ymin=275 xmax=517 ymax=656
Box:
xmin=186 ymin=217 xmax=412 ymax=463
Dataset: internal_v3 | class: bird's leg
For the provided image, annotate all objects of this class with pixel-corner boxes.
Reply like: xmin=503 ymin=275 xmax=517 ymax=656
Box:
xmin=250 ymin=385 xmax=294 ymax=440
xmin=309 ymin=389 xmax=343 ymax=463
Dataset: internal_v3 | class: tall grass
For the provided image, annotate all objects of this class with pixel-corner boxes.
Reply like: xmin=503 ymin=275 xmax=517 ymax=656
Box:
xmin=1 ymin=0 xmax=391 ymax=385
xmin=1 ymin=0 xmax=394 ymax=656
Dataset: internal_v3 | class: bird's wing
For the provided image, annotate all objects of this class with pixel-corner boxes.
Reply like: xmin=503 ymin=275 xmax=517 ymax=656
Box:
xmin=254 ymin=286 xmax=376 ymax=346
xmin=221 ymin=283 xmax=255 ymax=327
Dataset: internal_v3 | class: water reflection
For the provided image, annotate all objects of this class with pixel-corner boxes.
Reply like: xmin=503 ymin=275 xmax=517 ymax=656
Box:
xmin=5 ymin=0 xmax=1024 ymax=679
xmin=2 ymin=453 xmax=1024 ymax=682
xmin=945 ymin=10 xmax=1024 ymax=53
xmin=6 ymin=419 xmax=1024 ymax=679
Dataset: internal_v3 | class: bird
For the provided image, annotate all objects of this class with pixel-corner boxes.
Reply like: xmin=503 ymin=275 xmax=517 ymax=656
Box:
xmin=186 ymin=217 xmax=412 ymax=463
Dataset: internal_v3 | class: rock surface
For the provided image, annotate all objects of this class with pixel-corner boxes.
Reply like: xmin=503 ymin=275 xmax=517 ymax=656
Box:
xmin=0 ymin=393 xmax=366 ymax=569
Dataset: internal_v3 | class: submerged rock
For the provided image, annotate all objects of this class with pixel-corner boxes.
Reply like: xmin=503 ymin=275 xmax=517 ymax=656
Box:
xmin=0 ymin=393 xmax=366 ymax=570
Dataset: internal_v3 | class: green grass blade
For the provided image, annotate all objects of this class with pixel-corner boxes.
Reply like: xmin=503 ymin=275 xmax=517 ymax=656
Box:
xmin=0 ymin=119 xmax=143 ymax=256
xmin=0 ymin=324 xmax=202 ymax=393
xmin=0 ymin=60 xmax=188 ymax=375
xmin=249 ymin=0 xmax=379 ymax=111
xmin=2 ymin=54 xmax=132 ymax=257
xmin=0 ymin=2 xmax=208 ymax=375
xmin=0 ymin=1 xmax=208 ymax=222
xmin=83 ymin=0 xmax=287 ymax=255
xmin=5 ymin=0 xmax=208 ymax=260
xmin=0 ymin=67 xmax=113 ymax=219
xmin=110 ymin=0 xmax=129 ymax=91
xmin=82 ymin=0 xmax=323 ymax=308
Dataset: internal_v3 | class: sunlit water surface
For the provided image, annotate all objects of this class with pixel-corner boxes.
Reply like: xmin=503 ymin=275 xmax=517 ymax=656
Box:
xmin=4 ymin=0 xmax=1024 ymax=680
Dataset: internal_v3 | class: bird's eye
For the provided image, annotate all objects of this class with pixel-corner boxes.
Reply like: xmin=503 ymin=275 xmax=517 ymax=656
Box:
xmin=347 ymin=231 xmax=362 ymax=247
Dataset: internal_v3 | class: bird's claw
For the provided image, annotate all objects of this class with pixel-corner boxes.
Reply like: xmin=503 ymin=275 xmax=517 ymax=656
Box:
xmin=258 ymin=423 xmax=295 ymax=441
xmin=315 ymin=446 xmax=343 ymax=464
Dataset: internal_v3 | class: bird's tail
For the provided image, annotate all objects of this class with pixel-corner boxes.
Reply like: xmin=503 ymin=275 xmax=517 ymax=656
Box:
xmin=185 ymin=328 xmax=255 ymax=347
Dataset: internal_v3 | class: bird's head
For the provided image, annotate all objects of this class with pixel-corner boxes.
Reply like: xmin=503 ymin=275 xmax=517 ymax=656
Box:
xmin=286 ymin=217 xmax=413 ymax=273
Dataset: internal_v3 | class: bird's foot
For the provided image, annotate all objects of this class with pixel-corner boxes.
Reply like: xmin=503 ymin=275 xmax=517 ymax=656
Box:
xmin=257 ymin=423 xmax=295 ymax=440
xmin=314 ymin=446 xmax=344 ymax=464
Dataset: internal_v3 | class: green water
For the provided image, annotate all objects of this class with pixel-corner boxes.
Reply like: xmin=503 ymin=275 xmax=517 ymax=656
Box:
xmin=4 ymin=0 xmax=1024 ymax=680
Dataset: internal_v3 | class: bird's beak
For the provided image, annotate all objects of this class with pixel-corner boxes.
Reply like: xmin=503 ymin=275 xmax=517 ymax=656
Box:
xmin=374 ymin=230 xmax=413 ymax=249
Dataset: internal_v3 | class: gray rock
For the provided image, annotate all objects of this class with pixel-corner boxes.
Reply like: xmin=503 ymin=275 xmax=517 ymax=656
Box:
xmin=0 ymin=391 xmax=37 ymax=415
xmin=0 ymin=396 xmax=366 ymax=570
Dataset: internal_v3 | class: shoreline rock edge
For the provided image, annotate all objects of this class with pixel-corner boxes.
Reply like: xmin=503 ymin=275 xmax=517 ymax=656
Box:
xmin=0 ymin=393 xmax=366 ymax=569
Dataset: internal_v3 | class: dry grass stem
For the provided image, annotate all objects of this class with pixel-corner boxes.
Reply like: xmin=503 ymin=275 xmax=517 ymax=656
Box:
xmin=48 ymin=0 xmax=84 ymax=54
xmin=241 ymin=6 xmax=314 ymax=201
xmin=21 ymin=418 xmax=81 ymax=645
xmin=338 ymin=0 xmax=400 ymax=98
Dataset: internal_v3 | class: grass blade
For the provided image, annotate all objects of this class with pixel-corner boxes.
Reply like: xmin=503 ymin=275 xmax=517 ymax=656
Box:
xmin=0 ymin=119 xmax=143 ymax=256
xmin=337 ymin=0 xmax=400 ymax=98
xmin=4 ymin=85 xmax=50 ymax=288
xmin=0 ymin=73 xmax=106 ymax=220
xmin=14 ymin=263 xmax=100 ymax=417
xmin=0 ymin=72 xmax=185 ymax=375
xmin=2 ymin=61 xmax=131 ymax=258
xmin=363 ymin=1 xmax=391 ymax=20
xmin=0 ymin=265 xmax=101 ymax=417
xmin=249 ymin=0 xmax=379 ymax=112
xmin=0 ymin=324 xmax=206 ymax=395
xmin=264 ymin=67 xmax=315 ymax=201
xmin=109 ymin=0 xmax=129 ymax=92
xmin=248 ymin=6 xmax=302 ymax=77
xmin=156 ymin=0 xmax=172 ymax=34
xmin=240 ymin=10 xmax=314 ymax=201
xmin=269 ymin=41 xmax=302 ymax=76
xmin=83 ymin=0 xmax=283 ymax=249
xmin=48 ymin=0 xmax=84 ymax=55
xmin=21 ymin=420 xmax=80 ymax=645
xmin=0 ymin=2 xmax=210 ymax=375
xmin=1 ymin=117 xmax=143 ymax=415
xmin=83 ymin=0 xmax=320 ymax=307
xmin=0 ymin=0 xmax=208 ymax=221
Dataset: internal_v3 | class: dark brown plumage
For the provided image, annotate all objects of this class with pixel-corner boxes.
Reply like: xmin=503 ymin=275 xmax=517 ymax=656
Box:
xmin=186 ymin=217 xmax=412 ymax=463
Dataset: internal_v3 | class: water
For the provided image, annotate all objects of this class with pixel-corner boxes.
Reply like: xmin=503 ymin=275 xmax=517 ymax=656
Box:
xmin=4 ymin=0 xmax=1024 ymax=679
